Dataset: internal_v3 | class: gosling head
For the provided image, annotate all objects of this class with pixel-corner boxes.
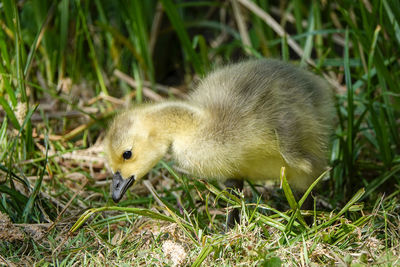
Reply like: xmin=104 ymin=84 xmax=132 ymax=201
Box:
xmin=104 ymin=110 xmax=170 ymax=203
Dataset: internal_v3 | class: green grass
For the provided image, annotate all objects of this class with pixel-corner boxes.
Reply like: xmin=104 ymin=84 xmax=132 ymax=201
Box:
xmin=0 ymin=0 xmax=399 ymax=265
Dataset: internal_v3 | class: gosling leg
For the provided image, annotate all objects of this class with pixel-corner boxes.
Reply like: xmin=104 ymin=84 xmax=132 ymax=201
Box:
xmin=224 ymin=178 xmax=244 ymax=229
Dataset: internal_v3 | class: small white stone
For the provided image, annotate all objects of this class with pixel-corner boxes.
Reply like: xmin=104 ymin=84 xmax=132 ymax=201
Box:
xmin=162 ymin=240 xmax=187 ymax=266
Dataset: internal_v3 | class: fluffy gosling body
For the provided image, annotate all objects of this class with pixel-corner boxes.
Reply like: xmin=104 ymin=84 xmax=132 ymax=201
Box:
xmin=105 ymin=59 xmax=334 ymax=205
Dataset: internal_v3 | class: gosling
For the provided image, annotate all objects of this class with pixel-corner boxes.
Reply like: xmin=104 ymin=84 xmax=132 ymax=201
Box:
xmin=105 ymin=59 xmax=334 ymax=226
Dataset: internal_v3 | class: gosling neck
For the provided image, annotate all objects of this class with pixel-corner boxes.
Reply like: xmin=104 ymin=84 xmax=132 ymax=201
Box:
xmin=145 ymin=101 xmax=204 ymax=142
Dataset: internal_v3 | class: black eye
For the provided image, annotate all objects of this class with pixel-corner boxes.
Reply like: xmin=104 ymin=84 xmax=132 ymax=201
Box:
xmin=122 ymin=150 xmax=132 ymax=160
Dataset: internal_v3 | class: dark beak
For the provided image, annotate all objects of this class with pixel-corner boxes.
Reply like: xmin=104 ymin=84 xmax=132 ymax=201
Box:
xmin=111 ymin=172 xmax=135 ymax=203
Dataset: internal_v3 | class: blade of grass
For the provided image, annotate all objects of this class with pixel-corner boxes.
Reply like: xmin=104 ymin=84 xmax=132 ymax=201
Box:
xmin=0 ymin=98 xmax=20 ymax=129
xmin=12 ymin=0 xmax=26 ymax=104
xmin=22 ymin=134 xmax=49 ymax=223
xmin=192 ymin=243 xmax=214 ymax=267
xmin=344 ymin=28 xmax=355 ymax=179
xmin=300 ymin=4 xmax=315 ymax=67
xmin=132 ymin=62 xmax=143 ymax=103
xmin=0 ymin=184 xmax=29 ymax=205
xmin=57 ymin=0 xmax=69 ymax=81
xmin=202 ymin=180 xmax=288 ymax=231
xmin=24 ymin=2 xmax=56 ymax=80
xmin=70 ymin=206 xmax=176 ymax=233
xmin=76 ymin=0 xmax=108 ymax=96
xmin=383 ymin=0 xmax=400 ymax=46
xmin=143 ymin=179 xmax=199 ymax=244
xmin=313 ymin=1 xmax=323 ymax=58
xmin=331 ymin=215 xmax=372 ymax=246
xmin=280 ymin=167 xmax=308 ymax=230
xmin=6 ymin=103 xmax=37 ymax=188
xmin=160 ymin=0 xmax=204 ymax=75
xmin=363 ymin=164 xmax=400 ymax=199
xmin=160 ymin=160 xmax=195 ymax=209
xmin=204 ymin=193 xmax=215 ymax=230
xmin=256 ymin=212 xmax=287 ymax=232
xmin=281 ymin=34 xmax=289 ymax=61
xmin=201 ymin=180 xmax=239 ymax=206
xmin=1 ymin=0 xmax=15 ymax=34
xmin=365 ymin=26 xmax=394 ymax=167
xmin=298 ymin=169 xmax=329 ymax=207
xmin=310 ymin=188 xmax=365 ymax=234
xmin=292 ymin=0 xmax=304 ymax=36
xmin=193 ymin=35 xmax=210 ymax=72
xmin=0 ymin=163 xmax=29 ymax=188
xmin=130 ymin=0 xmax=155 ymax=84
